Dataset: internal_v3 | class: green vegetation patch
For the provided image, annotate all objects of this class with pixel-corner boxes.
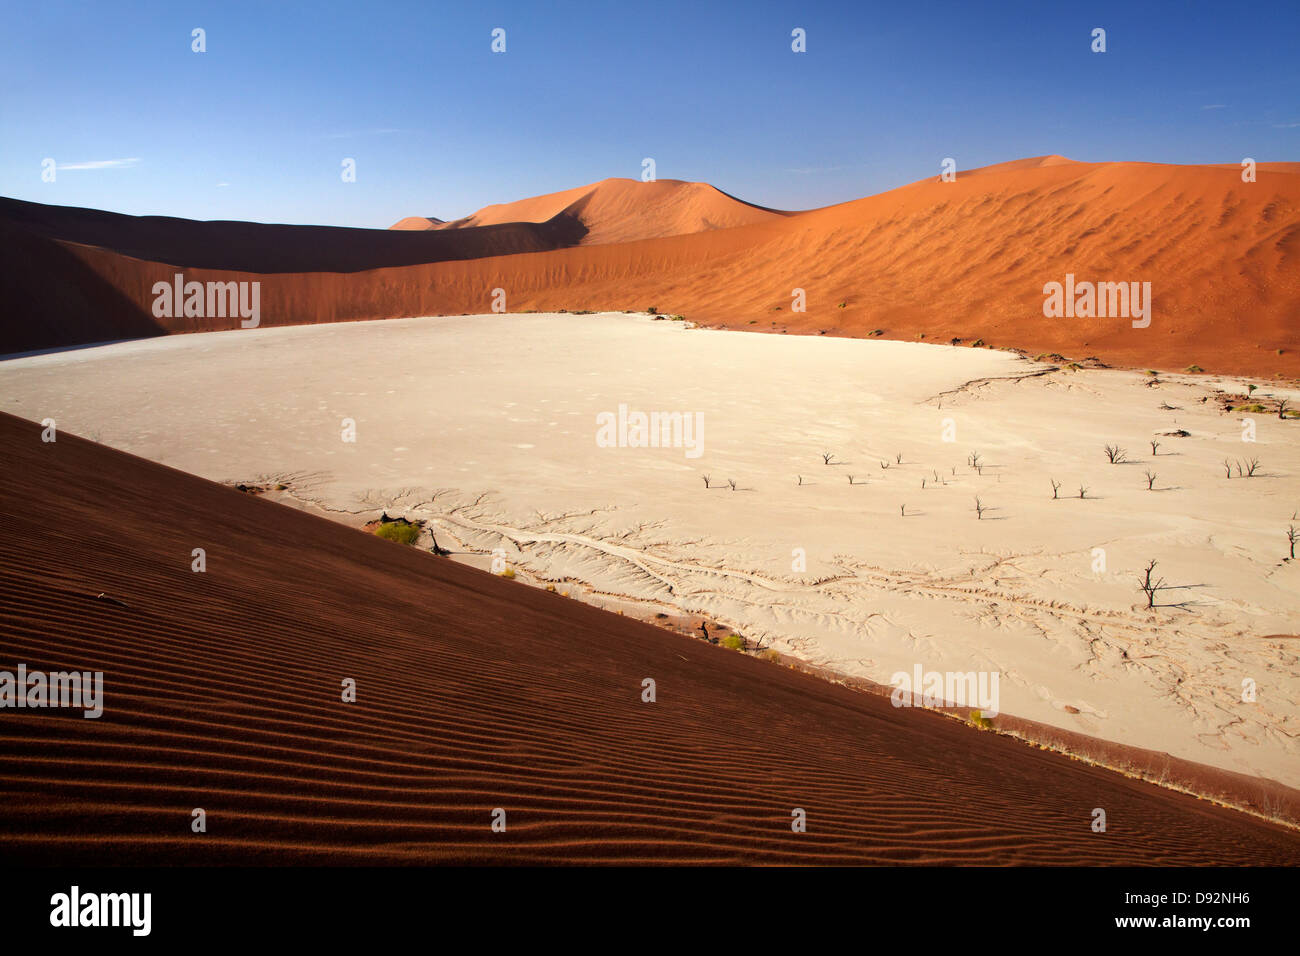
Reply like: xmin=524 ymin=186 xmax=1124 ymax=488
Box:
xmin=375 ymin=521 xmax=420 ymax=546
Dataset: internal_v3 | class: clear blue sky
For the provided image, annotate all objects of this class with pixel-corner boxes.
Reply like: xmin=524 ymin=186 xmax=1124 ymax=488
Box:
xmin=2 ymin=0 xmax=1296 ymax=228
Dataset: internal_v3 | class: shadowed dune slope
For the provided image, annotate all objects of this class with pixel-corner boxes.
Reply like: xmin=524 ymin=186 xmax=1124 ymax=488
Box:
xmin=399 ymin=177 xmax=790 ymax=244
xmin=0 ymin=195 xmax=585 ymax=273
xmin=0 ymin=412 xmax=1297 ymax=865
xmin=2 ymin=158 xmax=1298 ymax=375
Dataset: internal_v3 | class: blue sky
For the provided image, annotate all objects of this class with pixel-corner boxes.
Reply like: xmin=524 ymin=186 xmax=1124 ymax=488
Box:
xmin=1 ymin=0 xmax=1296 ymax=228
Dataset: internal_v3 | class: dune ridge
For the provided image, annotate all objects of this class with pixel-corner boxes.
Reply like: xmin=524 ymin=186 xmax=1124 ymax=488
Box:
xmin=1 ymin=410 xmax=1298 ymax=865
xmin=2 ymin=158 xmax=1298 ymax=376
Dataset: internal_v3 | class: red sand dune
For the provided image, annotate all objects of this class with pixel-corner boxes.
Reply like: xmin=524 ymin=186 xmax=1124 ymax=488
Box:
xmin=2 ymin=157 xmax=1297 ymax=376
xmin=394 ymin=177 xmax=789 ymax=245
xmin=0 ymin=410 xmax=1297 ymax=865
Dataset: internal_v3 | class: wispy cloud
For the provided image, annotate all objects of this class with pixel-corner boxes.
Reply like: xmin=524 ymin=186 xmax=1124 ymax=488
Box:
xmin=1272 ymin=121 xmax=1300 ymax=128
xmin=216 ymin=181 xmax=230 ymax=187
xmin=56 ymin=157 xmax=140 ymax=170
xmin=1201 ymin=104 xmax=1226 ymax=110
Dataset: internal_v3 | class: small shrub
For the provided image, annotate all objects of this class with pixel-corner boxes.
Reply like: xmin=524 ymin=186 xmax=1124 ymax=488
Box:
xmin=374 ymin=522 xmax=419 ymax=546
xmin=647 ymin=306 xmax=658 ymax=315
xmin=498 ymin=567 xmax=516 ymax=579
xmin=721 ymin=634 xmax=745 ymax=651
xmin=1186 ymin=364 xmax=1204 ymax=373
xmin=761 ymin=648 xmax=781 ymax=662
xmin=968 ymin=710 xmax=993 ymax=730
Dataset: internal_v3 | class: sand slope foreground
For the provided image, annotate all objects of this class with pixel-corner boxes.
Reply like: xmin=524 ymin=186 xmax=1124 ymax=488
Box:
xmin=0 ymin=410 xmax=1297 ymax=864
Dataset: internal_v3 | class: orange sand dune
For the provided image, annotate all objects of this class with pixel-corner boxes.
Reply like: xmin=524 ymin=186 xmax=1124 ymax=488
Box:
xmin=1 ymin=410 xmax=1297 ymax=865
xmin=2 ymin=158 xmax=1297 ymax=376
xmin=393 ymin=177 xmax=789 ymax=244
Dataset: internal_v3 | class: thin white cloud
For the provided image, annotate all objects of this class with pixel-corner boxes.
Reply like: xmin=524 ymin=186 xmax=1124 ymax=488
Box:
xmin=216 ymin=181 xmax=230 ymax=187
xmin=56 ymin=157 xmax=141 ymax=170
xmin=1201 ymin=104 xmax=1226 ymax=110
xmin=1272 ymin=122 xmax=1300 ymax=128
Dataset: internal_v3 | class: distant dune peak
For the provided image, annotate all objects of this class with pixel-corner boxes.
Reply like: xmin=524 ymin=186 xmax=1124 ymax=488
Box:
xmin=389 ymin=176 xmax=786 ymax=244
xmin=389 ymin=215 xmax=445 ymax=231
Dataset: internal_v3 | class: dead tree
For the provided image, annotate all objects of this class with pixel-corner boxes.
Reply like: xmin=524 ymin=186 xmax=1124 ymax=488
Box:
xmin=822 ymin=452 xmax=836 ymax=465
xmin=1051 ymin=479 xmax=1061 ymax=499
xmin=974 ymin=497 xmax=986 ymax=520
xmin=1138 ymin=560 xmax=1163 ymax=609
xmin=1150 ymin=439 xmax=1160 ymax=456
xmin=1144 ymin=470 xmax=1157 ymax=490
xmin=1104 ymin=444 xmax=1127 ymax=464
xmin=1288 ymin=524 xmax=1298 ymax=559
xmin=1137 ymin=559 xmax=1193 ymax=610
